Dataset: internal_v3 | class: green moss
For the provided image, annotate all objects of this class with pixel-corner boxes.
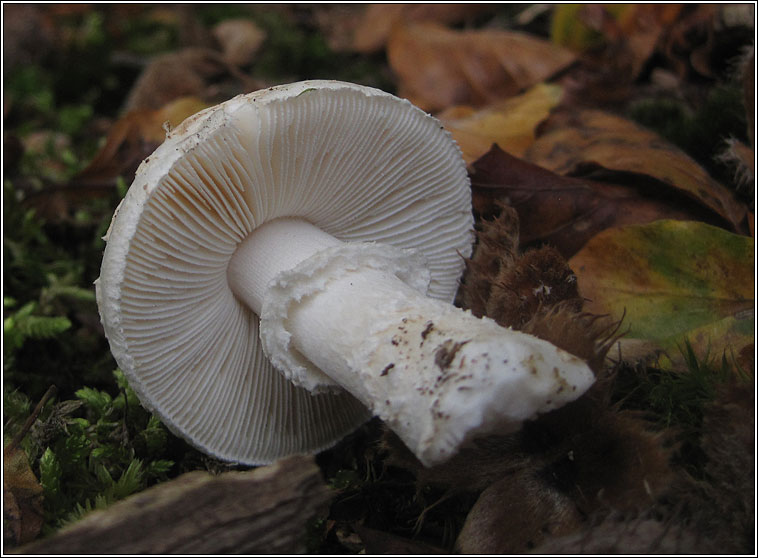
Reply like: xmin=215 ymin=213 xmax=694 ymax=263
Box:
xmin=613 ymin=340 xmax=748 ymax=476
xmin=21 ymin=370 xmax=181 ymax=532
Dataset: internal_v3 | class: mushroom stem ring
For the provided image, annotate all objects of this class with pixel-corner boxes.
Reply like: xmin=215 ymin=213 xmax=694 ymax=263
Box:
xmin=96 ymin=80 xmax=594 ymax=468
xmin=228 ymin=217 xmax=593 ymax=465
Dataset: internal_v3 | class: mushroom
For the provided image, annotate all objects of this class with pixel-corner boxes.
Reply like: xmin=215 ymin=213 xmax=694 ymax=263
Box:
xmin=96 ymin=80 xmax=594 ymax=467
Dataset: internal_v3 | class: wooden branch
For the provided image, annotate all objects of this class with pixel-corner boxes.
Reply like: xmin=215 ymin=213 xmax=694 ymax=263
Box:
xmin=15 ymin=455 xmax=330 ymax=555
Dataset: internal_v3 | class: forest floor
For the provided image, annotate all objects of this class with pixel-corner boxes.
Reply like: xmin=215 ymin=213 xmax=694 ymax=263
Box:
xmin=3 ymin=4 xmax=754 ymax=554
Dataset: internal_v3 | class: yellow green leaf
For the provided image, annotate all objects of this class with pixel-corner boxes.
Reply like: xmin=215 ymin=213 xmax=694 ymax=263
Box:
xmin=569 ymin=220 xmax=754 ymax=367
xmin=438 ymin=83 xmax=563 ymax=165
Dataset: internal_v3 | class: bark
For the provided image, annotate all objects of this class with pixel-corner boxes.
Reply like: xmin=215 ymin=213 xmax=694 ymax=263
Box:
xmin=15 ymin=455 xmax=329 ymax=555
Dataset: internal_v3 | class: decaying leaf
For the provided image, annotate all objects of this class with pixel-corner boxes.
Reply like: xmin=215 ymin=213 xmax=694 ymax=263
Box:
xmin=212 ymin=19 xmax=267 ymax=68
xmin=569 ymin=219 xmax=754 ymax=367
xmin=3 ymin=447 xmax=44 ymax=547
xmin=77 ymin=96 xmax=210 ymax=186
xmin=550 ymin=5 xmax=705 ymax=107
xmin=3 ymin=386 xmax=56 ymax=547
xmin=469 ymin=144 xmax=700 ymax=258
xmin=387 ymin=22 xmax=576 ymax=112
xmin=123 ymin=47 xmax=261 ymax=111
xmin=525 ymin=108 xmax=749 ymax=233
xmin=552 ymin=4 xmax=683 ymax=76
xmin=350 ymin=4 xmax=491 ymax=54
xmin=438 ymin=83 xmax=563 ymax=165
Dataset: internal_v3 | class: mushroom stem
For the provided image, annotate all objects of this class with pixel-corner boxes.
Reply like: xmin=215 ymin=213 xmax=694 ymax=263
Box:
xmin=228 ymin=217 xmax=595 ymax=467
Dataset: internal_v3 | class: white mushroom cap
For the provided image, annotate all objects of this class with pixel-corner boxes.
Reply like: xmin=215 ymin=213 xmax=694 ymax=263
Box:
xmin=95 ymin=80 xmax=474 ymax=465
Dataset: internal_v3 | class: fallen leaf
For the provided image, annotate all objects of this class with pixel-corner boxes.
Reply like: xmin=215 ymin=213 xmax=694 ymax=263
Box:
xmin=3 ymin=386 xmax=56 ymax=547
xmin=76 ymin=96 xmax=210 ymax=187
xmin=526 ymin=108 xmax=749 ymax=233
xmin=552 ymin=4 xmax=683 ymax=75
xmin=657 ymin=4 xmax=722 ymax=80
xmin=569 ymin=220 xmax=754 ymax=367
xmin=212 ymin=19 xmax=267 ymax=67
xmin=550 ymin=5 xmax=689 ymax=107
xmin=387 ymin=22 xmax=576 ymax=112
xmin=438 ymin=83 xmax=563 ymax=164
xmin=470 ymin=145 xmax=701 ymax=258
xmin=550 ymin=4 xmax=633 ymax=52
xmin=350 ymin=4 xmax=491 ymax=53
xmin=123 ymin=47 xmax=260 ymax=111
xmin=3 ymin=447 xmax=44 ymax=547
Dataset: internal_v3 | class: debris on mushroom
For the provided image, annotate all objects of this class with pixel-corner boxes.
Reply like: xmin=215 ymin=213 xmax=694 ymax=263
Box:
xmin=96 ymin=80 xmax=595 ymax=467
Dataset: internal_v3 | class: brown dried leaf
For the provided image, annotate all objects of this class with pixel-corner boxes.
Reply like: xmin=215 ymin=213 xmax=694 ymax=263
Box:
xmin=124 ymin=47 xmax=260 ymax=111
xmin=525 ymin=108 xmax=749 ymax=233
xmin=212 ymin=19 xmax=267 ymax=67
xmin=310 ymin=5 xmax=366 ymax=52
xmin=76 ymin=96 xmax=210 ymax=187
xmin=388 ymin=22 xmax=576 ymax=113
xmin=657 ymin=4 xmax=721 ymax=80
xmin=552 ymin=5 xmax=692 ymax=107
xmin=3 ymin=386 xmax=55 ymax=548
xmin=470 ymin=144 xmax=699 ymax=259
xmin=3 ymin=446 xmax=44 ymax=547
xmin=351 ymin=4 xmax=491 ymax=54
xmin=554 ymin=4 xmax=684 ymax=73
